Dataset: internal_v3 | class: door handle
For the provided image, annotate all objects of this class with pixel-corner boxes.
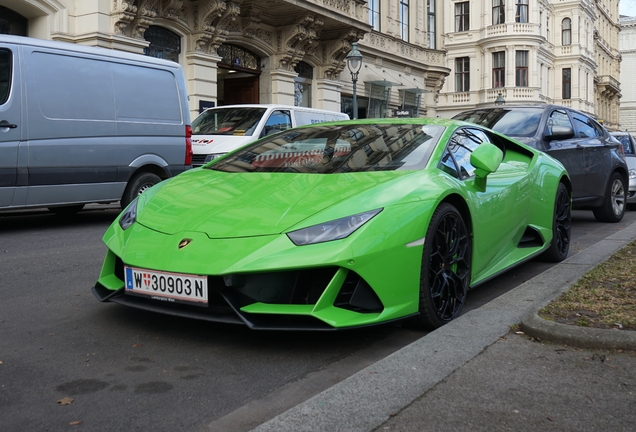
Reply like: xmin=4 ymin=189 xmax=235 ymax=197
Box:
xmin=0 ymin=120 xmax=18 ymax=129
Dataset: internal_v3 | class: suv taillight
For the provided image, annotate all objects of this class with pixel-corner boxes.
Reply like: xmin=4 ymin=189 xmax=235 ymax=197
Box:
xmin=185 ymin=125 xmax=193 ymax=165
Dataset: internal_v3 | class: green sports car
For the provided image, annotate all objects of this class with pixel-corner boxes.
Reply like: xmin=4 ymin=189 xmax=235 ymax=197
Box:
xmin=92 ymin=118 xmax=571 ymax=330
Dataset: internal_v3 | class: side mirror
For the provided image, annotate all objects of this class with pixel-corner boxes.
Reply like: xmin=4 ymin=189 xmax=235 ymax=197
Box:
xmin=545 ymin=125 xmax=574 ymax=141
xmin=470 ymin=143 xmax=503 ymax=191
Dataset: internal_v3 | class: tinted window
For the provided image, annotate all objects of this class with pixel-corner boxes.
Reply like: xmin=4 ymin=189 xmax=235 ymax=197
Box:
xmin=439 ymin=128 xmax=487 ymax=179
xmin=453 ymin=108 xmax=543 ymax=137
xmin=210 ymin=123 xmax=446 ymax=173
xmin=613 ymin=135 xmax=635 ymax=155
xmin=261 ymin=110 xmax=292 ymax=137
xmin=0 ymin=49 xmax=10 ymax=105
xmin=571 ymin=112 xmax=600 ymax=138
xmin=192 ymin=107 xmax=266 ymax=136
xmin=545 ymin=109 xmax=573 ymax=135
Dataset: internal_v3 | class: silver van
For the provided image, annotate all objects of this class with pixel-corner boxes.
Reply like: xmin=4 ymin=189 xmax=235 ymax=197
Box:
xmin=0 ymin=35 xmax=192 ymax=214
xmin=191 ymin=104 xmax=349 ymax=166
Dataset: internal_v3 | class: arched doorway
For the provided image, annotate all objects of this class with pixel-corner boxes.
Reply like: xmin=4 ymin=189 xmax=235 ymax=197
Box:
xmin=0 ymin=6 xmax=27 ymax=35
xmin=217 ymin=44 xmax=261 ymax=105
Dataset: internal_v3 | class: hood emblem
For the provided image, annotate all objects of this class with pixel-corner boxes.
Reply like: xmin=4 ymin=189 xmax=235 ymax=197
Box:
xmin=178 ymin=238 xmax=193 ymax=249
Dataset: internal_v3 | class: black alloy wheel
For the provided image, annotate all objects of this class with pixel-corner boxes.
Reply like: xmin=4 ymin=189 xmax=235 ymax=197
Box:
xmin=412 ymin=203 xmax=471 ymax=330
xmin=540 ymin=182 xmax=571 ymax=262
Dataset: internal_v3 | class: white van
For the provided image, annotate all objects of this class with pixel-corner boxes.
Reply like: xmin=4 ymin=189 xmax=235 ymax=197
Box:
xmin=191 ymin=104 xmax=349 ymax=166
xmin=0 ymin=35 xmax=192 ymax=214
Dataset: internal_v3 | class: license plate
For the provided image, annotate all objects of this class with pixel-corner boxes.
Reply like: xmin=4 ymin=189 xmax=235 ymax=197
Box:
xmin=124 ymin=266 xmax=208 ymax=306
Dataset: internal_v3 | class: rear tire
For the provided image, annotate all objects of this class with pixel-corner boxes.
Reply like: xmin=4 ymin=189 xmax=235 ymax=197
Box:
xmin=121 ymin=172 xmax=161 ymax=209
xmin=593 ymin=172 xmax=626 ymax=223
xmin=539 ymin=183 xmax=571 ymax=262
xmin=410 ymin=203 xmax=471 ymax=330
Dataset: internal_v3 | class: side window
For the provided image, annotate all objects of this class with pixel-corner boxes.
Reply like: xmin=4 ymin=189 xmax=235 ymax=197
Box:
xmin=0 ymin=49 xmax=12 ymax=105
xmin=571 ymin=112 xmax=599 ymax=138
xmin=262 ymin=110 xmax=292 ymax=137
xmin=439 ymin=128 xmax=487 ymax=179
xmin=546 ymin=109 xmax=573 ymax=135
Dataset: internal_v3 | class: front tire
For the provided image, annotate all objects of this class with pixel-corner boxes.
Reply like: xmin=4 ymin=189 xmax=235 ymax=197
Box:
xmin=411 ymin=203 xmax=471 ymax=330
xmin=121 ymin=172 xmax=161 ymax=209
xmin=540 ymin=182 xmax=571 ymax=262
xmin=593 ymin=172 xmax=626 ymax=223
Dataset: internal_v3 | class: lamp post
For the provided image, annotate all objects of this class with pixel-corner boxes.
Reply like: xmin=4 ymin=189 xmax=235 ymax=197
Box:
xmin=494 ymin=92 xmax=506 ymax=106
xmin=346 ymin=42 xmax=363 ymax=119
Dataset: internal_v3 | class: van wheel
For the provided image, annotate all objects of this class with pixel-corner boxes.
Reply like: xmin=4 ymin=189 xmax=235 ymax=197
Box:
xmin=121 ymin=172 xmax=161 ymax=209
xmin=48 ymin=204 xmax=85 ymax=215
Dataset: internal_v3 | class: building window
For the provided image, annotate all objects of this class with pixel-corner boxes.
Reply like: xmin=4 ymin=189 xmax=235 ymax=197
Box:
xmin=427 ymin=0 xmax=436 ymax=49
xmin=400 ymin=0 xmax=409 ymax=42
xmin=562 ymin=68 xmax=571 ymax=99
xmin=515 ymin=51 xmax=528 ymax=87
xmin=144 ymin=26 xmax=181 ymax=62
xmin=455 ymin=2 xmax=469 ymax=32
xmin=562 ymin=18 xmax=572 ymax=46
xmin=217 ymin=44 xmax=261 ymax=71
xmin=493 ymin=51 xmax=505 ymax=88
xmin=294 ymin=61 xmax=313 ymax=107
xmin=493 ymin=0 xmax=505 ymax=25
xmin=515 ymin=0 xmax=528 ymax=23
xmin=455 ymin=57 xmax=470 ymax=92
xmin=369 ymin=0 xmax=380 ymax=31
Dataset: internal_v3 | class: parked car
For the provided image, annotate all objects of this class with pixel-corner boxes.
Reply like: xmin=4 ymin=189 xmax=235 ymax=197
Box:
xmin=93 ymin=118 xmax=571 ymax=331
xmin=0 ymin=35 xmax=192 ymax=214
xmin=191 ymin=104 xmax=349 ymax=166
xmin=609 ymin=131 xmax=636 ymax=207
xmin=453 ymin=105 xmax=628 ymax=222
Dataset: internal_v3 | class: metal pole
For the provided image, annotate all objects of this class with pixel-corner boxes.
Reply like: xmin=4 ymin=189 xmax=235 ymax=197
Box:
xmin=352 ymin=76 xmax=358 ymax=120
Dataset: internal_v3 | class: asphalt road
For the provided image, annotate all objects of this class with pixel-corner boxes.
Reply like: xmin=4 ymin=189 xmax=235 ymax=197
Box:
xmin=1 ymin=207 xmax=634 ymax=431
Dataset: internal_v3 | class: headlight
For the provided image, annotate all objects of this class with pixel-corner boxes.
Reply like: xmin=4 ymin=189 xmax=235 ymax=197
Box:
xmin=119 ymin=197 xmax=138 ymax=230
xmin=287 ymin=209 xmax=382 ymax=246
xmin=629 ymin=169 xmax=636 ymax=180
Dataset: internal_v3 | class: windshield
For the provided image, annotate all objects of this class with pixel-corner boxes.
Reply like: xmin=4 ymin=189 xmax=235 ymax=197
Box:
xmin=453 ymin=108 xmax=543 ymax=137
xmin=191 ymin=107 xmax=267 ymax=136
xmin=208 ymin=123 xmax=446 ymax=173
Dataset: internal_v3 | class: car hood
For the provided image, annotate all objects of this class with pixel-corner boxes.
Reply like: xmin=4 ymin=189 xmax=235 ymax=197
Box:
xmin=136 ymin=168 xmax=411 ymax=237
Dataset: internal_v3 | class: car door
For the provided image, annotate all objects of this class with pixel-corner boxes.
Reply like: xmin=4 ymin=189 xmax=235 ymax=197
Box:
xmin=0 ymin=45 xmax=20 ymax=207
xmin=541 ymin=108 xmax=587 ymax=200
xmin=439 ymin=127 xmax=530 ymax=278
xmin=569 ymin=111 xmax=607 ymax=199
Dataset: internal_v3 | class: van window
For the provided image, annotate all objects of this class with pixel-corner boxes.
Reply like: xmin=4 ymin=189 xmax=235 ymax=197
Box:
xmin=262 ymin=110 xmax=292 ymax=137
xmin=192 ymin=107 xmax=266 ymax=136
xmin=0 ymin=49 xmax=10 ymax=105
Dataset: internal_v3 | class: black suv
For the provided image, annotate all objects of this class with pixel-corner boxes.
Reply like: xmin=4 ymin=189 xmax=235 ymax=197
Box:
xmin=453 ymin=105 xmax=628 ymax=222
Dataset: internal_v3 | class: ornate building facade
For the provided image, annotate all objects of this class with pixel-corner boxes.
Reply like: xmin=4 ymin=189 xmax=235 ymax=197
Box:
xmin=619 ymin=15 xmax=636 ymax=132
xmin=0 ymin=0 xmax=448 ymax=120
xmin=0 ymin=1 xmax=624 ymax=124
xmin=436 ymin=0 xmax=622 ymax=129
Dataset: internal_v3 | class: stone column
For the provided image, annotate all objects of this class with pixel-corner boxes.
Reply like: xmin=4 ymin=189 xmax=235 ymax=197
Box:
xmin=184 ymin=51 xmax=222 ymax=120
xmin=266 ymin=69 xmax=297 ymax=106
xmin=315 ymin=78 xmax=344 ymax=112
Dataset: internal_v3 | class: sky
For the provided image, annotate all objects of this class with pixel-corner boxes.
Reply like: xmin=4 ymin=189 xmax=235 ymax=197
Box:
xmin=621 ymin=0 xmax=636 ymax=16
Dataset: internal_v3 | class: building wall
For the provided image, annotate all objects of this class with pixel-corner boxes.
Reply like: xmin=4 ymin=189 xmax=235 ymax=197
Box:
xmin=619 ymin=16 xmax=636 ymax=132
xmin=0 ymin=0 xmax=448 ymax=121
xmin=436 ymin=0 xmax=621 ymax=129
xmin=0 ymin=0 xmax=624 ymax=125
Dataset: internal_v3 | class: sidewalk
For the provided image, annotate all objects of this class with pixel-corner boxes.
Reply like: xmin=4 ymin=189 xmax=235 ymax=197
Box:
xmin=251 ymin=222 xmax=636 ymax=432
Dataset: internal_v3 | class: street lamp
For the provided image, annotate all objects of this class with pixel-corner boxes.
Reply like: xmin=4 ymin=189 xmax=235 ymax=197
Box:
xmin=494 ymin=92 xmax=506 ymax=106
xmin=346 ymin=42 xmax=363 ymax=119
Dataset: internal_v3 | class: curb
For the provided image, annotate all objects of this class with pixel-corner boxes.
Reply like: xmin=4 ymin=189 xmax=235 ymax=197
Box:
xmin=520 ymin=308 xmax=636 ymax=350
